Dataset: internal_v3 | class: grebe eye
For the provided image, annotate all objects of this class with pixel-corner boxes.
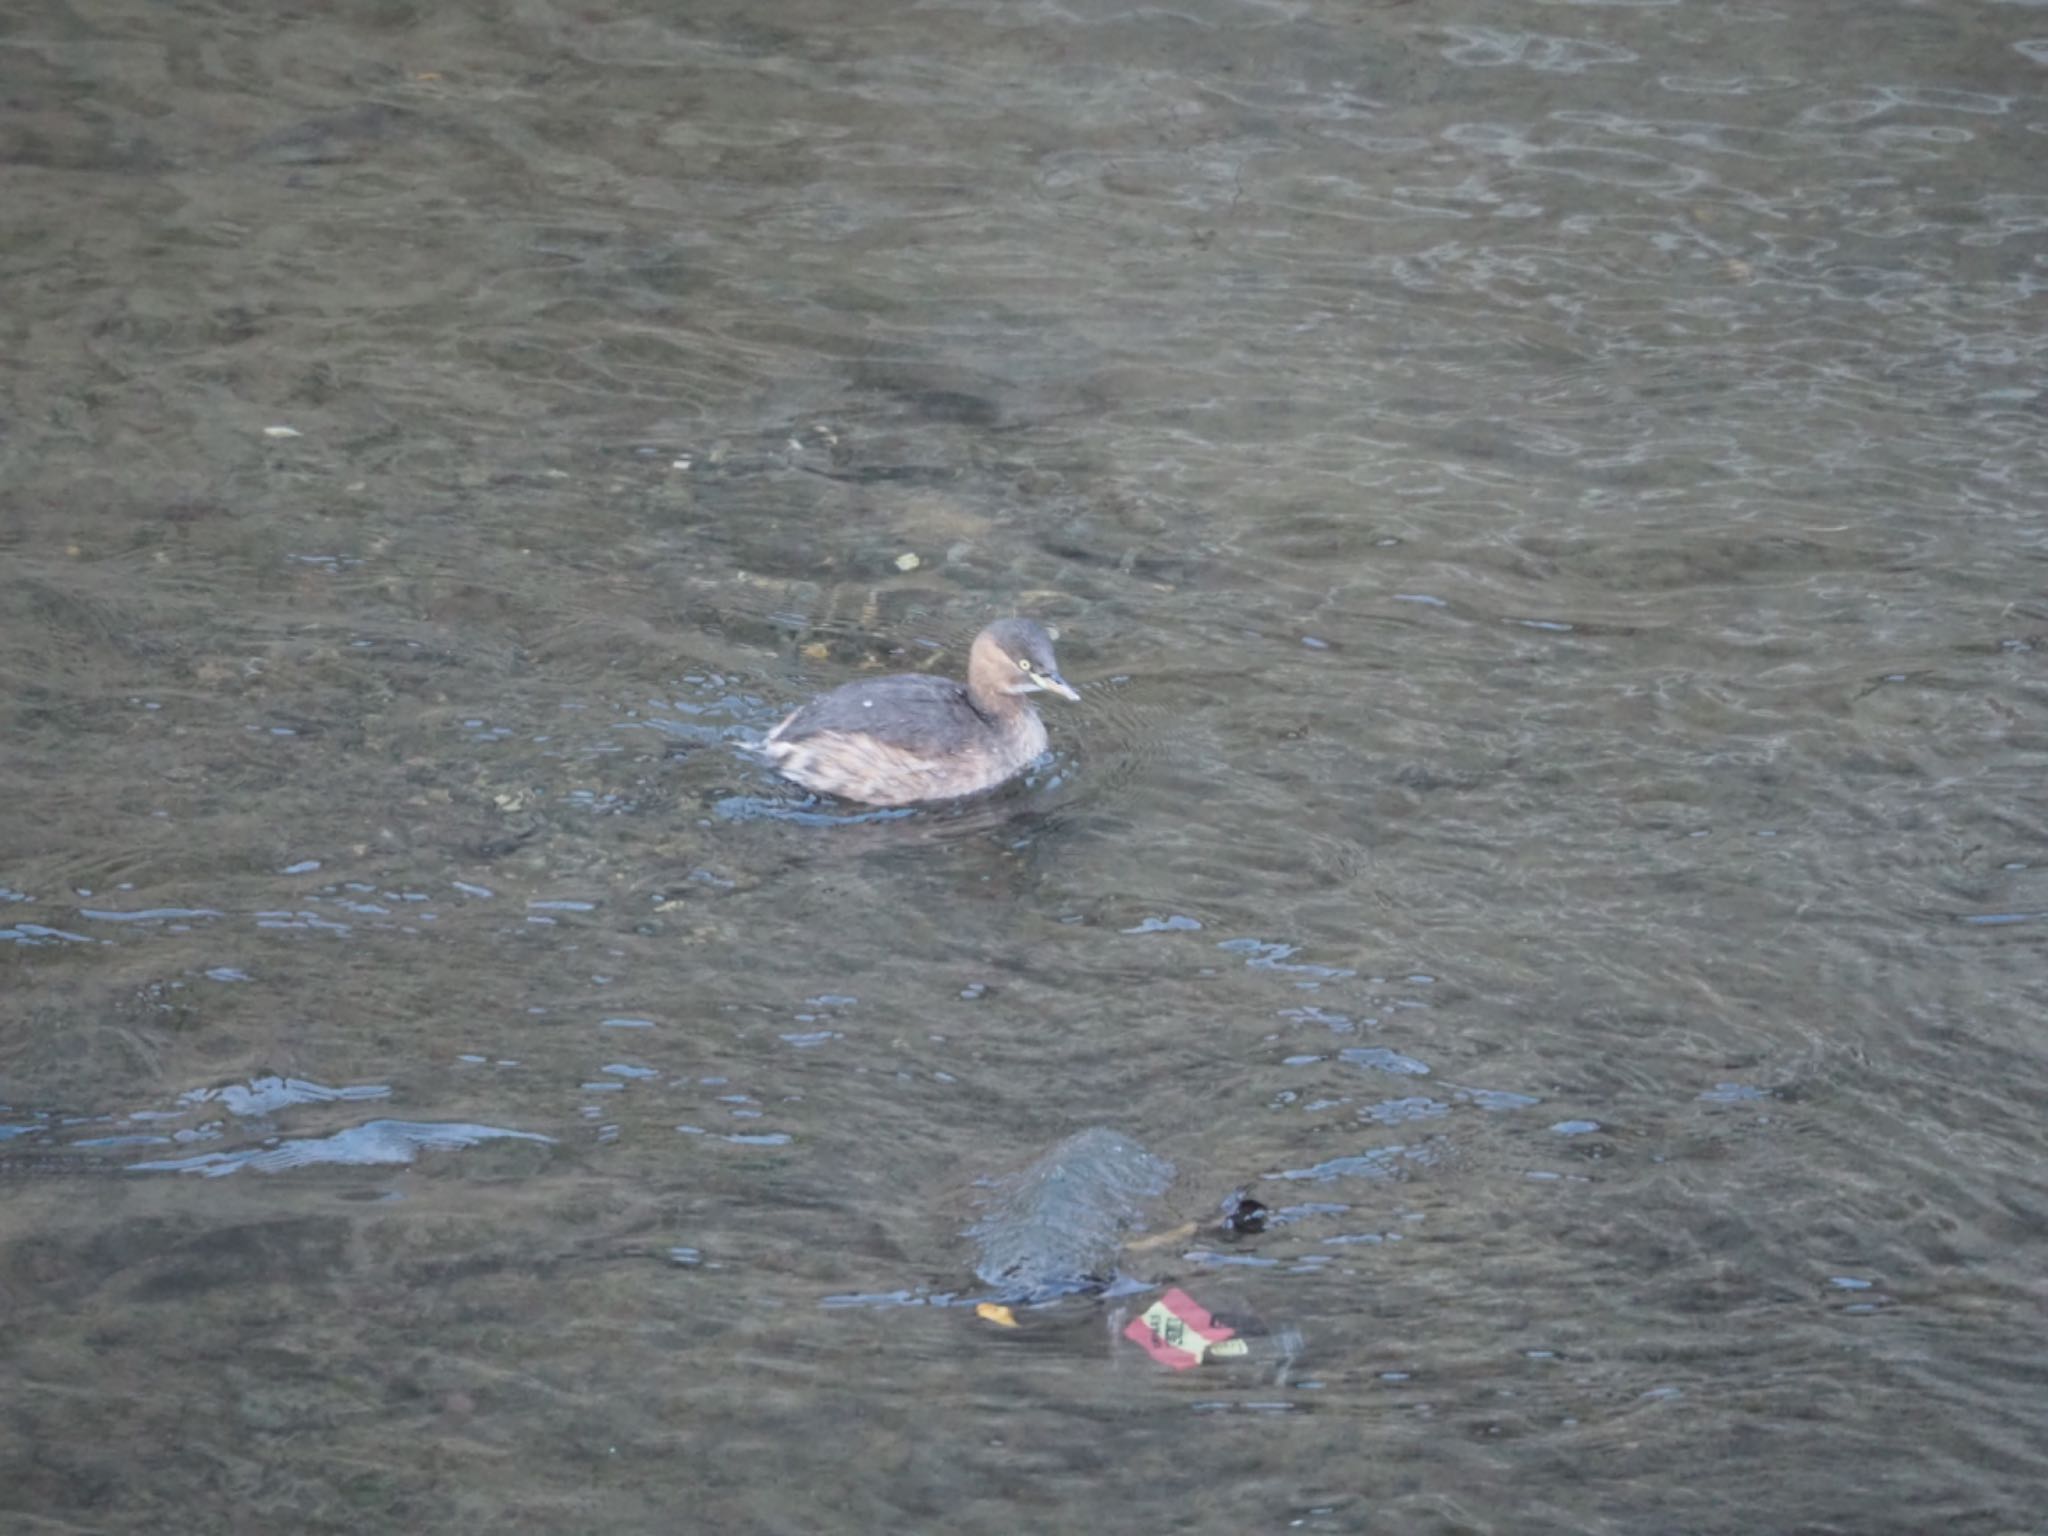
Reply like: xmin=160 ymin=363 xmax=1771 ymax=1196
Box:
xmin=1016 ymin=657 xmax=1033 ymax=671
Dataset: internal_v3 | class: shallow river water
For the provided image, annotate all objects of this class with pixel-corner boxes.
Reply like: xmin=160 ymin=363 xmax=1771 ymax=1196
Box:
xmin=5 ymin=1 xmax=2048 ymax=1531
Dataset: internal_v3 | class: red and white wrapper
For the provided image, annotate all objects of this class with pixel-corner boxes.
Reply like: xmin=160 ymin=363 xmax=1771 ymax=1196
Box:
xmin=1124 ymin=1288 xmax=1246 ymax=1370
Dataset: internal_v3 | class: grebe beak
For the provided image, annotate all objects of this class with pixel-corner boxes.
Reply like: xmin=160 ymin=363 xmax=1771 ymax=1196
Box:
xmin=1041 ymin=672 xmax=1081 ymax=702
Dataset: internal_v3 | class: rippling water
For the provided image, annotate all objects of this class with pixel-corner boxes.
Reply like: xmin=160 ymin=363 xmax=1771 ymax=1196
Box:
xmin=5 ymin=1 xmax=2047 ymax=1529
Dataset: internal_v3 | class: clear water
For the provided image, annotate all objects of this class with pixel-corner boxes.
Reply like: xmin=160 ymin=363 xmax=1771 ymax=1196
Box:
xmin=5 ymin=0 xmax=2047 ymax=1530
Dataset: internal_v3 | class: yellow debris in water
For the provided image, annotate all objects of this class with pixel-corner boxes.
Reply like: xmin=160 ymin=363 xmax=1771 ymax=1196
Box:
xmin=800 ymin=642 xmax=829 ymax=661
xmin=975 ymin=1303 xmax=1018 ymax=1329
xmin=893 ymin=552 xmax=921 ymax=572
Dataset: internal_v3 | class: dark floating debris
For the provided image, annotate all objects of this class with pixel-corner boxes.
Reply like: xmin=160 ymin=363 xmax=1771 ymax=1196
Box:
xmin=1219 ymin=1192 xmax=1269 ymax=1238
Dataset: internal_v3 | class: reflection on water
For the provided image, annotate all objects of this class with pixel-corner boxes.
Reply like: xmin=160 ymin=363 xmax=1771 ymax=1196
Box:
xmin=5 ymin=0 xmax=2048 ymax=1529
xmin=132 ymin=1119 xmax=555 ymax=1179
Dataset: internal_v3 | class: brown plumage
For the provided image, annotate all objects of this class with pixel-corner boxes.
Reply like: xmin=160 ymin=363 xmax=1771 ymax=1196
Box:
xmin=763 ymin=618 xmax=1080 ymax=807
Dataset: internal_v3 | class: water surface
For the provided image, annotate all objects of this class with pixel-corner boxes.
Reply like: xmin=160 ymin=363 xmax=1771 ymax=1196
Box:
xmin=5 ymin=1 xmax=2048 ymax=1530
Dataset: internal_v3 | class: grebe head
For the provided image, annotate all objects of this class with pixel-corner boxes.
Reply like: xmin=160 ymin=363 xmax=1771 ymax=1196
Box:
xmin=971 ymin=618 xmax=1080 ymax=702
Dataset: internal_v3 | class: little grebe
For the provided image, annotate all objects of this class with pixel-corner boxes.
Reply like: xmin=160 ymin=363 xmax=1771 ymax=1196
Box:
xmin=762 ymin=618 xmax=1080 ymax=807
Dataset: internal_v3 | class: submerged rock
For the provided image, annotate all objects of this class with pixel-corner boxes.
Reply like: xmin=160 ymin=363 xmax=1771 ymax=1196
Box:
xmin=966 ymin=1127 xmax=1175 ymax=1302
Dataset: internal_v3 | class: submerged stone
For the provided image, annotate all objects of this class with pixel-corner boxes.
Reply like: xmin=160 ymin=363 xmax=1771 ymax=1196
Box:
xmin=966 ymin=1127 xmax=1174 ymax=1302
